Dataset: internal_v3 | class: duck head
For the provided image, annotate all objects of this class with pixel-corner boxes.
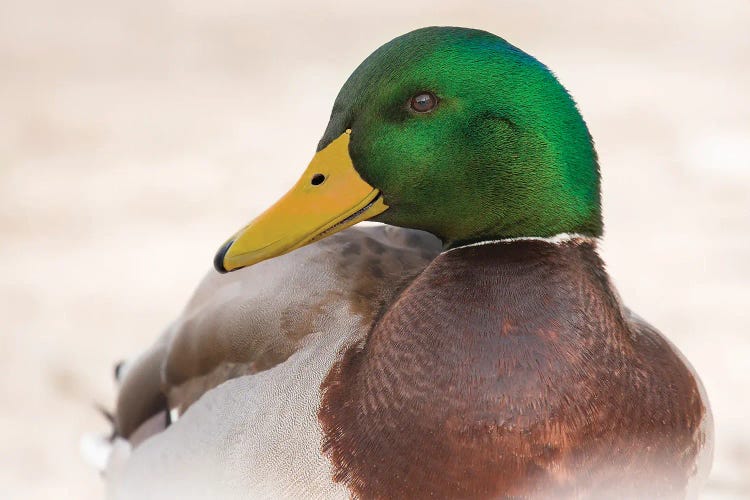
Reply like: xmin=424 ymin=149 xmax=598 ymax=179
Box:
xmin=215 ymin=26 xmax=601 ymax=273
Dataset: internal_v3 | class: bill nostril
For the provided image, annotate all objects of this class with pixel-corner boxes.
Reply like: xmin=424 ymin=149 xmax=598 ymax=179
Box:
xmin=311 ymin=173 xmax=326 ymax=186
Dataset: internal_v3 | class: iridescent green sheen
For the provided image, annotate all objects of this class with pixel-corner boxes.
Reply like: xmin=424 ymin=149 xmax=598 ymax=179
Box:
xmin=319 ymin=27 xmax=602 ymax=246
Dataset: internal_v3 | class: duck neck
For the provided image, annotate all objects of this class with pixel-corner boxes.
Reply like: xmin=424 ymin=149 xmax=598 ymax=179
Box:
xmin=368 ymin=236 xmax=622 ymax=361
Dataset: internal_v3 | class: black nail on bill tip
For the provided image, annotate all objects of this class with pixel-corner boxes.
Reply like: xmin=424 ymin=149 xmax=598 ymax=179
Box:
xmin=213 ymin=239 xmax=234 ymax=273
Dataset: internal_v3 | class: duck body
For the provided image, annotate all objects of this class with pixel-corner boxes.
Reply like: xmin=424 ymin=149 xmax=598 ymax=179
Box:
xmin=103 ymin=26 xmax=713 ymax=499
xmin=108 ymin=229 xmax=710 ymax=499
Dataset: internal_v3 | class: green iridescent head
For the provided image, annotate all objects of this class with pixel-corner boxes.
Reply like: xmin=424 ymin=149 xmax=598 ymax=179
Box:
xmin=321 ymin=26 xmax=601 ymax=247
xmin=215 ymin=26 xmax=602 ymax=272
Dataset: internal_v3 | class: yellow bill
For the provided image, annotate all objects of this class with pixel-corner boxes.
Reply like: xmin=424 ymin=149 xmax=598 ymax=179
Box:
xmin=214 ymin=130 xmax=388 ymax=272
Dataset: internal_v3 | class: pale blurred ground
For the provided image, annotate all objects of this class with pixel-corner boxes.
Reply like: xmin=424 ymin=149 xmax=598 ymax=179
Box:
xmin=1 ymin=1 xmax=749 ymax=498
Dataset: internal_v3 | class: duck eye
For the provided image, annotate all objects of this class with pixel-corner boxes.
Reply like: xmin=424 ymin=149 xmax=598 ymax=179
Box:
xmin=410 ymin=92 xmax=437 ymax=113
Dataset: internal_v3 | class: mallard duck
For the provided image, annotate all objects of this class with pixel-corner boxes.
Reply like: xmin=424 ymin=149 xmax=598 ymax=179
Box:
xmin=104 ymin=27 xmax=713 ymax=499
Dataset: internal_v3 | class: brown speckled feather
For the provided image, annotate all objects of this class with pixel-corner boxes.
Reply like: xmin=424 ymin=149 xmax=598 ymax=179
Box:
xmin=114 ymin=226 xmax=441 ymax=440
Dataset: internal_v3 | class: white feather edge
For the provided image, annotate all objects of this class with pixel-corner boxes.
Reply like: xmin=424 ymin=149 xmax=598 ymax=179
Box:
xmin=444 ymin=232 xmax=597 ymax=252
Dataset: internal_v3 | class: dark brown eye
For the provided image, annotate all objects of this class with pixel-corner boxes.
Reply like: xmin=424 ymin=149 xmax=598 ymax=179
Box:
xmin=410 ymin=92 xmax=437 ymax=113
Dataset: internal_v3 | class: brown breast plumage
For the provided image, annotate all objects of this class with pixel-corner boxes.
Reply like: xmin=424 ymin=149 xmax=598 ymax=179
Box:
xmin=319 ymin=238 xmax=707 ymax=499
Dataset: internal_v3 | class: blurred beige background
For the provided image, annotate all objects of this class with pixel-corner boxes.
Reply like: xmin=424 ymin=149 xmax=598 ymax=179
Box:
xmin=1 ymin=1 xmax=749 ymax=498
